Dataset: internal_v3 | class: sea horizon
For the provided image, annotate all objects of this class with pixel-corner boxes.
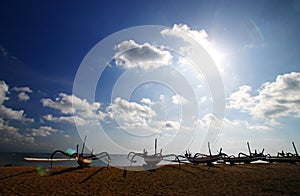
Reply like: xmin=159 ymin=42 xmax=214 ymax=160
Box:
xmin=0 ymin=152 xmax=176 ymax=167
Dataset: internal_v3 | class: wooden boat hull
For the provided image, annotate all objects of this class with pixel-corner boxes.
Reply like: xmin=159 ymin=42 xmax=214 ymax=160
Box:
xmin=266 ymin=157 xmax=300 ymax=163
xmin=222 ymin=157 xmax=266 ymax=164
xmin=187 ymin=156 xmax=219 ymax=165
xmin=76 ymin=156 xmax=93 ymax=167
xmin=144 ymin=156 xmax=162 ymax=166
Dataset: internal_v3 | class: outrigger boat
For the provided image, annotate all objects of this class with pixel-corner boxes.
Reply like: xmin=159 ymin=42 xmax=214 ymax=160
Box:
xmin=127 ymin=138 xmax=178 ymax=170
xmin=178 ymin=142 xmax=226 ymax=166
xmin=266 ymin=142 xmax=300 ymax=164
xmin=24 ymin=136 xmax=111 ymax=168
xmin=222 ymin=142 xmax=267 ymax=165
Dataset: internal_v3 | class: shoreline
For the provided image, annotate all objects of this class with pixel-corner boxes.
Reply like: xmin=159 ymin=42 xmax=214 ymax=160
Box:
xmin=0 ymin=163 xmax=299 ymax=195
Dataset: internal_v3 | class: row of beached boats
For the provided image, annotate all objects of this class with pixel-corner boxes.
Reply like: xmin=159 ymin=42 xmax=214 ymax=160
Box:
xmin=24 ymin=138 xmax=300 ymax=169
xmin=178 ymin=141 xmax=300 ymax=166
xmin=127 ymin=140 xmax=300 ymax=168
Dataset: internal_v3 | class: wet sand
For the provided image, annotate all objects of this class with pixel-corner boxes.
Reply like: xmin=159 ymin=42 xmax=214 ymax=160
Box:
xmin=0 ymin=163 xmax=299 ymax=195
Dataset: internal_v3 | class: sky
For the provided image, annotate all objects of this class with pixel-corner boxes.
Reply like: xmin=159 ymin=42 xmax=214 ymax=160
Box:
xmin=0 ymin=0 xmax=300 ymax=157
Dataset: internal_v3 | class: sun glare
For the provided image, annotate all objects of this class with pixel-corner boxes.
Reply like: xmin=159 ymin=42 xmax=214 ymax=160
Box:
xmin=206 ymin=45 xmax=225 ymax=74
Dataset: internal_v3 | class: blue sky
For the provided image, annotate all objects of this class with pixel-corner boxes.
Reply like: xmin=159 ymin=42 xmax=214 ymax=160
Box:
xmin=0 ymin=0 xmax=300 ymax=156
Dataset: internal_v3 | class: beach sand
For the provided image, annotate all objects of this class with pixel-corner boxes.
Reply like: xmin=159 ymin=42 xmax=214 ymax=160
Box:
xmin=0 ymin=163 xmax=299 ymax=195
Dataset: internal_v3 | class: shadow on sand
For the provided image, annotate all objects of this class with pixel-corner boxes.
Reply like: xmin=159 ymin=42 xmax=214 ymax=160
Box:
xmin=50 ymin=167 xmax=83 ymax=176
xmin=160 ymin=164 xmax=215 ymax=177
xmin=79 ymin=167 xmax=106 ymax=184
xmin=0 ymin=169 xmax=37 ymax=181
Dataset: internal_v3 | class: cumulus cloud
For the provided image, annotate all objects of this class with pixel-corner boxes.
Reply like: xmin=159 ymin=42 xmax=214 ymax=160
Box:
xmin=42 ymin=114 xmax=87 ymax=126
xmin=161 ymin=24 xmax=224 ymax=67
xmin=228 ymin=85 xmax=256 ymax=111
xmin=163 ymin=121 xmax=180 ymax=130
xmin=172 ymin=94 xmax=188 ymax=105
xmin=159 ymin=94 xmax=165 ymax=101
xmin=41 ymin=93 xmax=183 ymax=136
xmin=140 ymin=98 xmax=152 ymax=105
xmin=106 ymin=97 xmax=182 ymax=135
xmin=12 ymin=86 xmax=33 ymax=93
xmin=0 ymin=119 xmax=35 ymax=143
xmin=198 ymin=113 xmax=270 ymax=131
xmin=41 ymin=93 xmax=107 ymax=126
xmin=0 ymin=118 xmax=18 ymax=132
xmin=113 ymin=40 xmax=172 ymax=70
xmin=0 ymin=81 xmax=35 ymax=143
xmin=0 ymin=81 xmax=73 ymax=144
xmin=228 ymin=72 xmax=300 ymax=120
xmin=17 ymin=92 xmax=30 ymax=101
xmin=0 ymin=81 xmax=9 ymax=105
xmin=32 ymin=126 xmax=59 ymax=137
xmin=31 ymin=125 xmax=69 ymax=140
xmin=41 ymin=93 xmax=101 ymax=116
xmin=41 ymin=93 xmax=182 ymax=135
xmin=12 ymin=86 xmax=33 ymax=101
xmin=0 ymin=106 xmax=34 ymax=122
xmin=108 ymin=97 xmax=156 ymax=118
xmin=161 ymin=24 xmax=210 ymax=47
xmin=107 ymin=97 xmax=156 ymax=130
xmin=0 ymin=81 xmax=34 ymax=122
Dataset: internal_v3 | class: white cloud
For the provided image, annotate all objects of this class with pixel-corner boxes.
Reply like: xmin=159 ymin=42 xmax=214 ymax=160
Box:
xmin=42 ymin=114 xmax=87 ymax=126
xmin=140 ymin=98 xmax=152 ymax=105
xmin=0 ymin=81 xmax=34 ymax=144
xmin=12 ymin=86 xmax=33 ymax=93
xmin=172 ymin=94 xmax=188 ymax=105
xmin=32 ymin=126 xmax=59 ymax=137
xmin=159 ymin=94 xmax=165 ymax=101
xmin=113 ymin=40 xmax=172 ymax=70
xmin=106 ymin=97 xmax=183 ymax=135
xmin=41 ymin=94 xmax=182 ymax=136
xmin=0 ymin=119 xmax=35 ymax=143
xmin=17 ymin=92 xmax=30 ymax=101
xmin=228 ymin=72 xmax=300 ymax=120
xmin=97 ymin=110 xmax=107 ymax=121
xmin=41 ymin=93 xmax=101 ymax=116
xmin=161 ymin=24 xmax=225 ymax=69
xmin=0 ymin=80 xmax=34 ymax=122
xmin=161 ymin=24 xmax=210 ymax=48
xmin=0 ymin=118 xmax=18 ymax=132
xmin=0 ymin=81 xmax=9 ymax=105
xmin=41 ymin=93 xmax=76 ymax=114
xmin=163 ymin=121 xmax=180 ymax=130
xmin=198 ymin=113 xmax=270 ymax=131
xmin=108 ymin=97 xmax=156 ymax=119
xmin=12 ymin=86 xmax=32 ymax=101
xmin=197 ymin=113 xmax=224 ymax=129
xmin=107 ymin=97 xmax=156 ymax=130
xmin=0 ymin=106 xmax=34 ymax=122
xmin=228 ymin=85 xmax=256 ymax=111
xmin=41 ymin=93 xmax=108 ymax=126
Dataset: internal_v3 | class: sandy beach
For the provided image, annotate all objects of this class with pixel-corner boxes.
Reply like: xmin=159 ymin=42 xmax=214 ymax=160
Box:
xmin=0 ymin=163 xmax=299 ymax=195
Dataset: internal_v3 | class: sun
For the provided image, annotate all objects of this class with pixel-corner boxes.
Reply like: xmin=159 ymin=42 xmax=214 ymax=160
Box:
xmin=206 ymin=45 xmax=225 ymax=74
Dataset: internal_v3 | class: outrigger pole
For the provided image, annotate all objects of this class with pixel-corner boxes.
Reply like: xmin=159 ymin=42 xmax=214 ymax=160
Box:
xmin=76 ymin=145 xmax=79 ymax=157
xmin=208 ymin=142 xmax=212 ymax=157
xmin=155 ymin=138 xmax=157 ymax=154
xmin=247 ymin=142 xmax=251 ymax=156
xmin=292 ymin=142 xmax=298 ymax=156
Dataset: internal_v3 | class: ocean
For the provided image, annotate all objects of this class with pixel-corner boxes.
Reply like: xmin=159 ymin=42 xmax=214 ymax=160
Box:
xmin=0 ymin=152 xmax=176 ymax=167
